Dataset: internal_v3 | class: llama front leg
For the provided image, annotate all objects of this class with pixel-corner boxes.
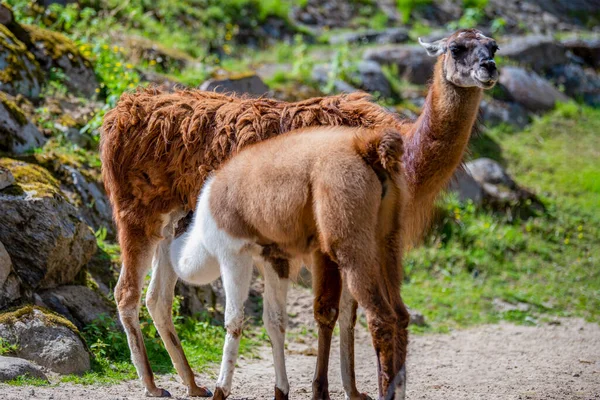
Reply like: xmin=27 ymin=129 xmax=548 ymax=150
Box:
xmin=262 ymin=263 xmax=290 ymax=399
xmin=339 ymin=285 xmax=373 ymax=400
xmin=114 ymin=225 xmax=171 ymax=397
xmin=146 ymin=239 xmax=212 ymax=397
xmin=213 ymin=255 xmax=253 ymax=400
xmin=311 ymin=251 xmax=343 ymax=400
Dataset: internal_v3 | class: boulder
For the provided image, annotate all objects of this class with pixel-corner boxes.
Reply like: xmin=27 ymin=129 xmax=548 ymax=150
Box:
xmin=449 ymin=158 xmax=544 ymax=216
xmin=0 ymin=306 xmax=90 ymax=375
xmin=562 ymin=37 xmax=600 ymax=69
xmin=311 ymin=64 xmax=359 ymax=94
xmin=0 ymin=165 xmax=14 ymax=190
xmin=363 ymin=45 xmax=435 ymax=85
xmin=0 ymin=25 xmax=43 ymax=99
xmin=479 ymin=98 xmax=530 ymax=128
xmin=352 ymin=60 xmax=393 ymax=98
xmin=498 ymin=67 xmax=569 ymax=112
xmin=38 ymin=285 xmax=115 ymax=329
xmin=0 ymin=356 xmax=47 ymax=382
xmin=546 ymin=64 xmax=600 ymax=107
xmin=0 ymin=92 xmax=46 ymax=153
xmin=55 ymin=164 xmax=113 ymax=235
xmin=0 ymin=158 xmax=96 ymax=290
xmin=500 ymin=35 xmax=568 ymax=72
xmin=199 ymin=74 xmax=269 ymax=97
xmin=23 ymin=25 xmax=98 ymax=98
xmin=327 ymin=28 xmax=409 ymax=46
xmin=120 ymin=35 xmax=196 ymax=72
xmin=0 ymin=241 xmax=21 ymax=310
xmin=407 ymin=307 xmax=426 ymax=327
xmin=448 ymin=169 xmax=484 ymax=206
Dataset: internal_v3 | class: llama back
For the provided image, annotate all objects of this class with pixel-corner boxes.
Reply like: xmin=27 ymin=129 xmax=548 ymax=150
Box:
xmin=100 ymin=87 xmax=406 ymax=224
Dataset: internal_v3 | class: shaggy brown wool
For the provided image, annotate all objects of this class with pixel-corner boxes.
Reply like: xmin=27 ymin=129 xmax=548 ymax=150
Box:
xmin=101 ymin=88 xmax=405 ymax=235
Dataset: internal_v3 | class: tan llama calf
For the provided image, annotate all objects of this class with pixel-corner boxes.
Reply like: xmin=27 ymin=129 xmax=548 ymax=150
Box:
xmin=169 ymin=125 xmax=408 ymax=400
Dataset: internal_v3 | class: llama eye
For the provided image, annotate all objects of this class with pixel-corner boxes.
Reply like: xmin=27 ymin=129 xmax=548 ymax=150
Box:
xmin=450 ymin=45 xmax=466 ymax=57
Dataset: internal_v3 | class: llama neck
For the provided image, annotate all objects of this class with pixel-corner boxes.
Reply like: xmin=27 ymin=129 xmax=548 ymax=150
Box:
xmin=402 ymin=58 xmax=483 ymax=243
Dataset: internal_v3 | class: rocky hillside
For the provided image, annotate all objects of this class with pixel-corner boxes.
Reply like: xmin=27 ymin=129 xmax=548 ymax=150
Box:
xmin=0 ymin=0 xmax=598 ymax=384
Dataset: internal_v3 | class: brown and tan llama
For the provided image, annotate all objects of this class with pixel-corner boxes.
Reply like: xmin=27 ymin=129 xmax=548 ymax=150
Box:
xmin=100 ymin=28 xmax=498 ymax=399
xmin=169 ymin=125 xmax=407 ymax=400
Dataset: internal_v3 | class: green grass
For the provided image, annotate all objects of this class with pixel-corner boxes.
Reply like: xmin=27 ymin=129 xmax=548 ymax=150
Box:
xmin=403 ymin=104 xmax=600 ymax=333
xmin=58 ymin=307 xmax=259 ymax=385
xmin=4 ymin=375 xmax=50 ymax=386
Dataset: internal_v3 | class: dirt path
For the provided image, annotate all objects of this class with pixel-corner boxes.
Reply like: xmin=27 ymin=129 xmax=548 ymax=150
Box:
xmin=2 ymin=317 xmax=599 ymax=400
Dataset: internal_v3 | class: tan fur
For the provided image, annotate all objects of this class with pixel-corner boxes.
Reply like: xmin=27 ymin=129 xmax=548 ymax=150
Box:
xmin=206 ymin=126 xmax=408 ymax=398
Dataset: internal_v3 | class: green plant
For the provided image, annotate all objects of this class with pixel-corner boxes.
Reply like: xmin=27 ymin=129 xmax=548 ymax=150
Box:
xmin=396 ymin=0 xmax=432 ymax=24
xmin=448 ymin=7 xmax=486 ymax=30
xmin=0 ymin=337 xmax=19 ymax=355
xmin=462 ymin=0 xmax=488 ymax=10
xmin=490 ymin=17 xmax=507 ymax=34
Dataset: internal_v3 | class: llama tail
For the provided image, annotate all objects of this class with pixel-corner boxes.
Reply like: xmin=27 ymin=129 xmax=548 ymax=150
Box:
xmin=354 ymin=127 xmax=404 ymax=175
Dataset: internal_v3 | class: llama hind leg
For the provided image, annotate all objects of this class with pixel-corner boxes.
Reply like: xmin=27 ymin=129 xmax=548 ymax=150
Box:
xmin=146 ymin=239 xmax=212 ymax=397
xmin=213 ymin=254 xmax=253 ymax=399
xmin=337 ymin=252 xmax=401 ymax=400
xmin=339 ymin=285 xmax=373 ymax=400
xmin=114 ymin=225 xmax=167 ymax=397
xmin=262 ymin=262 xmax=290 ymax=399
xmin=311 ymin=251 xmax=343 ymax=400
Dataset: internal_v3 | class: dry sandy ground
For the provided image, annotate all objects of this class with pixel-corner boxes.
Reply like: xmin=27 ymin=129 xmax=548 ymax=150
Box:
xmin=1 ymin=317 xmax=599 ymax=400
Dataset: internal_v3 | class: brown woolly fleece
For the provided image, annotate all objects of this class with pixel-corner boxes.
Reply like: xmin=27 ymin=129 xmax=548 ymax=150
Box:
xmin=101 ymin=88 xmax=406 ymax=237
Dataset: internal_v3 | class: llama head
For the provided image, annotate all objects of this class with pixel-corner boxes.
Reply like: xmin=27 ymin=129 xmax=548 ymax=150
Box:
xmin=419 ymin=29 xmax=499 ymax=89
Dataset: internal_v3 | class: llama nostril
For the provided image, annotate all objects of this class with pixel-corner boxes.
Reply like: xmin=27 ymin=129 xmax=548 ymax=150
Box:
xmin=480 ymin=59 xmax=496 ymax=71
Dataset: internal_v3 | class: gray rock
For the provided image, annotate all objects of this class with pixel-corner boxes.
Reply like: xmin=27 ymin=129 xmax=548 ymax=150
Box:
xmin=0 ymin=98 xmax=46 ymax=154
xmin=0 ymin=166 xmax=14 ymax=190
xmin=364 ymin=45 xmax=435 ymax=85
xmin=407 ymin=307 xmax=426 ymax=327
xmin=0 ymin=29 xmax=43 ymax=99
xmin=546 ymin=64 xmax=600 ymax=107
xmin=328 ymin=28 xmax=409 ymax=46
xmin=38 ymin=285 xmax=115 ymax=329
xmin=352 ymin=60 xmax=392 ymax=98
xmin=24 ymin=26 xmax=99 ymax=98
xmin=480 ymin=98 xmax=530 ymax=128
xmin=0 ymin=356 xmax=47 ymax=382
xmin=57 ymin=165 xmax=113 ymax=235
xmin=449 ymin=158 xmax=544 ymax=216
xmin=562 ymin=37 xmax=600 ymax=69
xmin=0 ymin=307 xmax=90 ymax=375
xmin=199 ymin=75 xmax=269 ymax=97
xmin=448 ymin=169 xmax=484 ymax=206
xmin=498 ymin=67 xmax=569 ymax=112
xmin=311 ymin=64 xmax=359 ymax=94
xmin=500 ymin=35 xmax=568 ymax=72
xmin=0 ymin=158 xmax=97 ymax=290
xmin=0 ymin=241 xmax=21 ymax=309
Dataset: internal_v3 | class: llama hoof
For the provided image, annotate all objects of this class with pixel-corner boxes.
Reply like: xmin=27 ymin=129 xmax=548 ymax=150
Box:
xmin=274 ymin=386 xmax=289 ymax=400
xmin=188 ymin=385 xmax=213 ymax=397
xmin=144 ymin=388 xmax=171 ymax=397
xmin=212 ymin=387 xmax=228 ymax=400
xmin=345 ymin=394 xmax=373 ymax=400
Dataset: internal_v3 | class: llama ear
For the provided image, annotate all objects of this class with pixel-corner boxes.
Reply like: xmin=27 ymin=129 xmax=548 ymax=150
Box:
xmin=418 ymin=37 xmax=447 ymax=57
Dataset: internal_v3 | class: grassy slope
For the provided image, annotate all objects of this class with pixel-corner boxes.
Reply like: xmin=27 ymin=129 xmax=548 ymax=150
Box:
xmin=403 ymin=105 xmax=600 ymax=333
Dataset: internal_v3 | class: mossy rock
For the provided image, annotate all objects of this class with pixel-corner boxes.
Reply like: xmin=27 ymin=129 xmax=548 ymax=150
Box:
xmin=23 ymin=25 xmax=99 ymax=97
xmin=0 ymin=91 xmax=46 ymax=154
xmin=122 ymin=35 xmax=196 ymax=72
xmin=0 ymin=306 xmax=90 ymax=375
xmin=0 ymin=157 xmax=97 ymax=289
xmin=0 ymin=158 xmax=61 ymax=198
xmin=0 ymin=25 xmax=43 ymax=99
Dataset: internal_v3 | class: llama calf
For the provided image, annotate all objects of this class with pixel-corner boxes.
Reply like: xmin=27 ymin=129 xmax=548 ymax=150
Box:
xmin=170 ymin=125 xmax=408 ymax=400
